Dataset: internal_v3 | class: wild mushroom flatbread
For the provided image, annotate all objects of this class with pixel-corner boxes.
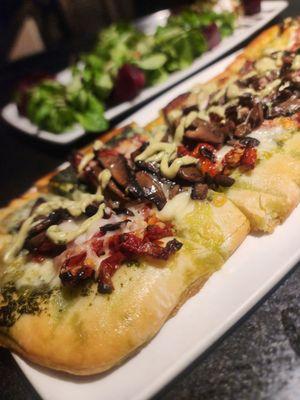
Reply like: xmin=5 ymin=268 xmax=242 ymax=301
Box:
xmin=1 ymin=18 xmax=300 ymax=375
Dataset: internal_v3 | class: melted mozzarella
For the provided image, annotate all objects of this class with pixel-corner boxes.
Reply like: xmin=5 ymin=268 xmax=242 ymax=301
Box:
xmin=15 ymin=260 xmax=60 ymax=290
xmin=158 ymin=191 xmax=194 ymax=222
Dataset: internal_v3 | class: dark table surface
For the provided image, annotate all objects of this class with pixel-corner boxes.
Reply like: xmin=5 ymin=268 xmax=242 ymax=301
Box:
xmin=1 ymin=1 xmax=300 ymax=399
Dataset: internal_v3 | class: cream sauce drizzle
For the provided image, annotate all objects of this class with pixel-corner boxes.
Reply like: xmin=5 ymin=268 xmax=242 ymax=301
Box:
xmin=46 ymin=204 xmax=105 ymax=245
xmin=3 ymin=169 xmax=113 ymax=261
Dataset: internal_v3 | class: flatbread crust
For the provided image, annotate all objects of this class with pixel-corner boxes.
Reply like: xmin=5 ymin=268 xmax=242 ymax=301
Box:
xmin=0 ymin=194 xmax=249 ymax=374
xmin=1 ymin=19 xmax=300 ymax=375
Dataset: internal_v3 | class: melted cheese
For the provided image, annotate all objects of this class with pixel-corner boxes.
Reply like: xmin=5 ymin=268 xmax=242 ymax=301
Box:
xmin=15 ymin=260 xmax=60 ymax=290
xmin=158 ymin=192 xmax=194 ymax=222
xmin=47 ymin=204 xmax=105 ymax=245
xmin=78 ymin=153 xmax=94 ymax=173
xmin=255 ymin=57 xmax=277 ymax=73
xmin=160 ymin=155 xmax=198 ymax=179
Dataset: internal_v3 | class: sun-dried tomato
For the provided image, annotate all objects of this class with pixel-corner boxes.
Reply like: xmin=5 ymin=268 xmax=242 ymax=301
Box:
xmin=222 ymin=147 xmax=244 ymax=169
xmin=98 ymin=252 xmax=126 ymax=294
xmin=119 ymin=233 xmax=182 ymax=260
xmin=179 ymin=143 xmax=218 ymax=177
xmin=60 ymin=251 xmax=94 ymax=286
xmin=241 ymin=147 xmax=257 ymax=169
xmin=91 ymin=234 xmax=105 ymax=257
xmin=145 ymin=223 xmax=173 ymax=241
xmin=108 ymin=234 xmax=122 ymax=252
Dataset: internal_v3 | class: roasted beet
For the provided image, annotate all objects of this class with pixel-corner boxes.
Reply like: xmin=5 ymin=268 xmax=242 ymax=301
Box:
xmin=113 ymin=64 xmax=145 ymax=103
xmin=202 ymin=23 xmax=221 ymax=50
xmin=242 ymin=0 xmax=261 ymax=15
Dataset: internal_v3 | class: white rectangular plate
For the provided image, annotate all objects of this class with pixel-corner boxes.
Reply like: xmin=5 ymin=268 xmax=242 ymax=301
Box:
xmin=2 ymin=1 xmax=287 ymax=144
xmin=13 ymin=48 xmax=300 ymax=400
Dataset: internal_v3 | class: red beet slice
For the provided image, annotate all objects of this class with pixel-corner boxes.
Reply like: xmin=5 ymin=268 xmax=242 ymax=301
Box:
xmin=202 ymin=23 xmax=221 ymax=50
xmin=242 ymin=0 xmax=261 ymax=15
xmin=113 ymin=64 xmax=145 ymax=103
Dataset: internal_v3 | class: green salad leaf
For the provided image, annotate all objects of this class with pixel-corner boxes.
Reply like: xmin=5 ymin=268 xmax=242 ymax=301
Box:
xmin=135 ymin=54 xmax=167 ymax=70
xmin=22 ymin=5 xmax=236 ymax=134
xmin=27 ymin=81 xmax=74 ymax=134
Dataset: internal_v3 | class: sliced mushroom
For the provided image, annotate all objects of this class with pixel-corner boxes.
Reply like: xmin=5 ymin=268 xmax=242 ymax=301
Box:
xmin=163 ymin=92 xmax=198 ymax=128
xmin=106 ymin=179 xmax=128 ymax=202
xmin=130 ymin=142 xmax=149 ymax=162
xmin=214 ymin=174 xmax=235 ymax=187
xmin=248 ymin=103 xmax=264 ymax=129
xmin=185 ymin=118 xmax=224 ymax=144
xmin=97 ymin=150 xmax=130 ymax=188
xmin=177 ymin=165 xmax=204 ymax=183
xmin=169 ymin=184 xmax=181 ymax=199
xmin=234 ymin=122 xmax=252 ymax=138
xmin=238 ymin=93 xmax=254 ymax=108
xmin=24 ymin=231 xmax=66 ymax=257
xmin=28 ymin=208 xmax=70 ymax=239
xmin=83 ymin=159 xmax=102 ymax=191
xmin=191 ymin=183 xmax=208 ymax=200
xmin=135 ymin=160 xmax=160 ymax=175
xmin=267 ymin=97 xmax=300 ymax=118
xmin=133 ymin=171 xmax=167 ymax=210
xmin=163 ymin=92 xmax=189 ymax=126
xmin=239 ymin=137 xmax=260 ymax=148
xmin=85 ymin=202 xmax=101 ymax=217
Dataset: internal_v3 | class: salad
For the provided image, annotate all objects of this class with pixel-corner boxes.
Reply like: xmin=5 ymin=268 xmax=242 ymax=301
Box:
xmin=16 ymin=2 xmax=238 ymax=134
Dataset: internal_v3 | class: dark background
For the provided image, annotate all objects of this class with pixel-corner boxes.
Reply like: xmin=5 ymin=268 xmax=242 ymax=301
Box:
xmin=1 ymin=1 xmax=300 ymax=400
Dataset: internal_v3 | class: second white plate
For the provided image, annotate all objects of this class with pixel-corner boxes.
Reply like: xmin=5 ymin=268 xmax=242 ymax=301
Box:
xmin=2 ymin=1 xmax=287 ymax=144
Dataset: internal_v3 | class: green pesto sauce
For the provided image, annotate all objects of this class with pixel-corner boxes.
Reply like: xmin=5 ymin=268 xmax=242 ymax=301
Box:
xmin=178 ymin=202 xmax=224 ymax=252
xmin=0 ymin=283 xmax=52 ymax=328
